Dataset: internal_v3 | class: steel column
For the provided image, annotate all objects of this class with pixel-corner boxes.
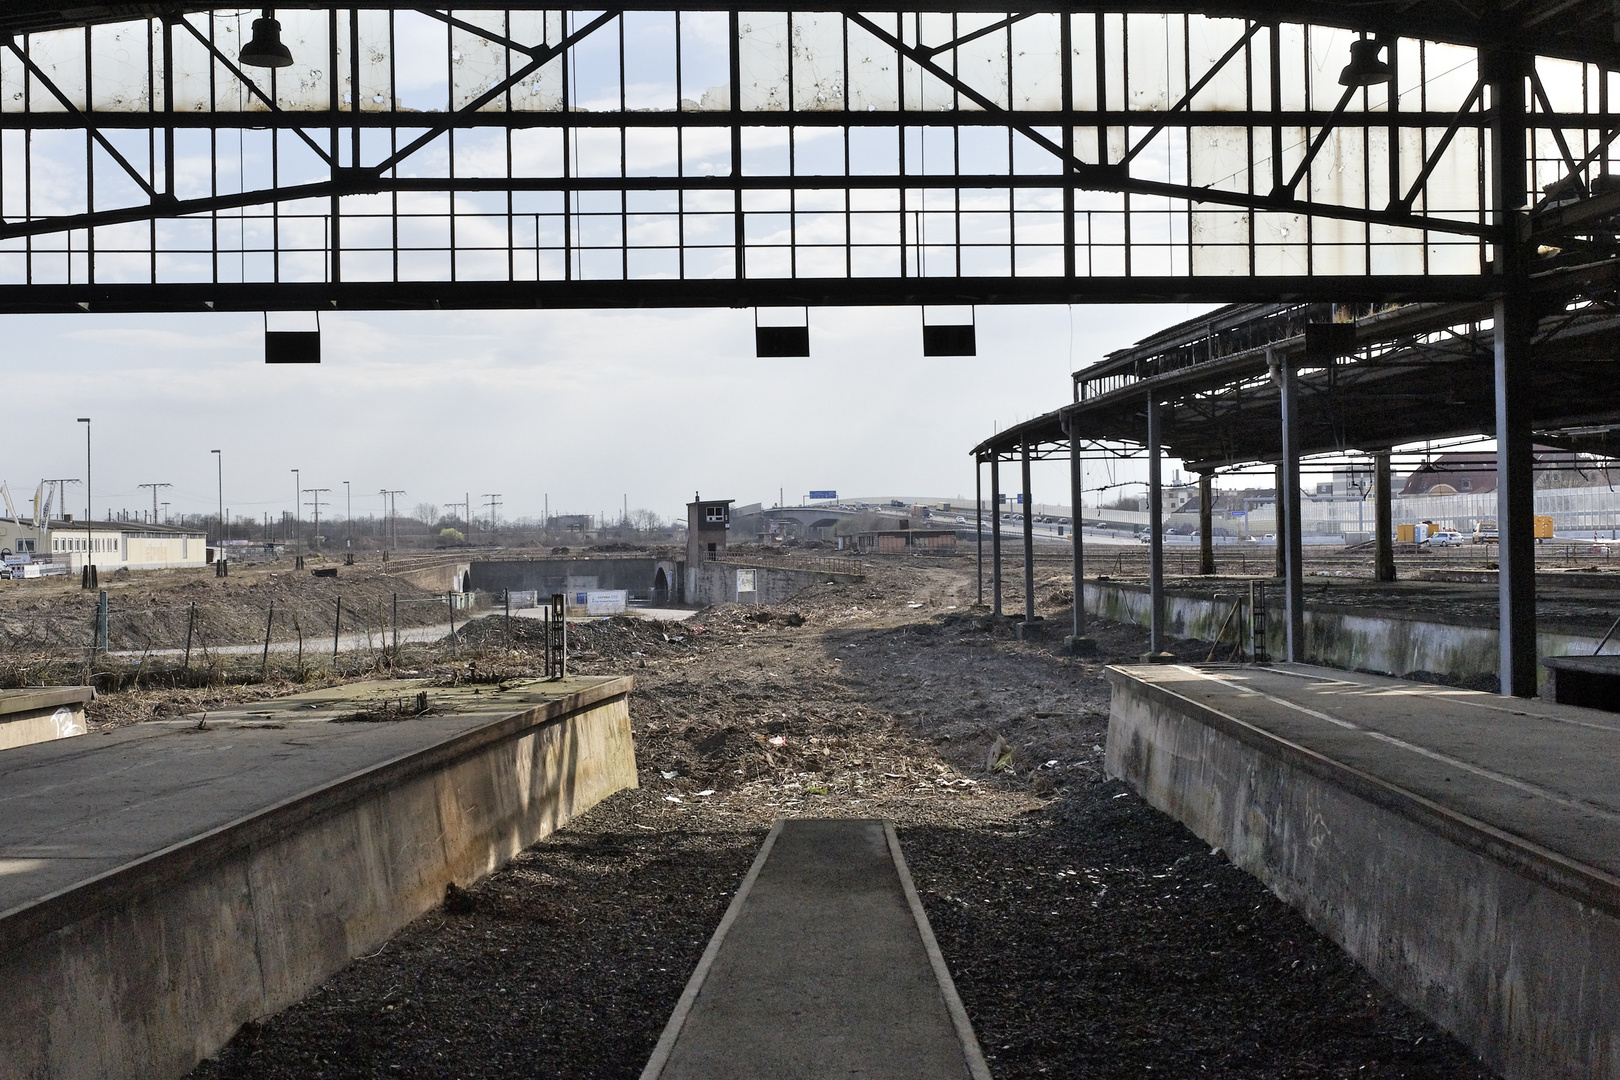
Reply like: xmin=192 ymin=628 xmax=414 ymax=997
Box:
xmin=1374 ymin=451 xmax=1397 ymax=582
xmin=1495 ymin=301 xmax=1537 ymax=695
xmin=1489 ymin=46 xmax=1538 ymax=698
xmin=1274 ymin=463 xmax=1287 ymax=578
xmin=1197 ymin=471 xmax=1216 ymax=575
xmin=1067 ymin=421 xmax=1086 ymax=643
xmin=1280 ymin=354 xmax=1307 ymax=662
xmin=1021 ymin=439 xmax=1036 ymax=625
xmin=1147 ymin=397 xmax=1166 ymax=656
xmin=990 ymin=456 xmax=1003 ymax=617
xmin=975 ymin=455 xmax=984 ymax=606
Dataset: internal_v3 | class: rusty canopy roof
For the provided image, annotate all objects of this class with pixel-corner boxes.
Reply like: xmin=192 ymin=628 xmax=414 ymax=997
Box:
xmin=972 ymin=260 xmax=1620 ymax=469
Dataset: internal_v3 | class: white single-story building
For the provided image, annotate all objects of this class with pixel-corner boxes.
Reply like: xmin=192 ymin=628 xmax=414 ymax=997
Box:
xmin=0 ymin=517 xmax=209 ymax=571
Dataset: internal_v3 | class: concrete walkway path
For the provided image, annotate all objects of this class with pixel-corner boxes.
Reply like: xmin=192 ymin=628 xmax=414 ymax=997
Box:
xmin=642 ymin=818 xmax=990 ymax=1080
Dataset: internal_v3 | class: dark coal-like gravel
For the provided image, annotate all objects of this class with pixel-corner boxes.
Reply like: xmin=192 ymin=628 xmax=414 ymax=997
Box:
xmin=188 ymin=557 xmax=1498 ymax=1080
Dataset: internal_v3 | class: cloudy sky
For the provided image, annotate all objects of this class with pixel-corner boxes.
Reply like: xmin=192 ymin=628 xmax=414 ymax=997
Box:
xmin=1 ymin=302 xmax=1214 ymax=526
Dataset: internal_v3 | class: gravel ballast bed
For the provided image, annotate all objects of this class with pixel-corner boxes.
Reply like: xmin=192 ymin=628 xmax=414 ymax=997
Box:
xmin=188 ymin=559 xmax=1497 ymax=1079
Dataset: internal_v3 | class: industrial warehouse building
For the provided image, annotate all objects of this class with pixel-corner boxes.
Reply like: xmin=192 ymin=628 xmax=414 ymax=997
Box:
xmin=0 ymin=518 xmax=209 ymax=572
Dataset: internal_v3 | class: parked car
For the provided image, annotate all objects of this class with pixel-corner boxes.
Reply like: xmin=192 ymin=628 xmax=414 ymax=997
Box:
xmin=1423 ymin=529 xmax=1466 ymax=547
xmin=1473 ymin=521 xmax=1499 ymax=543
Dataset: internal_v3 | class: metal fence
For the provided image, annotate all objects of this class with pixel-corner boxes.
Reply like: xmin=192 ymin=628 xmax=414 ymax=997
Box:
xmin=0 ymin=590 xmax=484 ymax=671
xmin=1298 ymin=485 xmax=1620 ymax=537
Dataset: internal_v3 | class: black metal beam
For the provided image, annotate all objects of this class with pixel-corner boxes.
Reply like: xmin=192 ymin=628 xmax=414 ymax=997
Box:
xmin=0 ymin=108 xmax=1518 ymax=131
xmin=0 ymin=168 xmax=1499 ymax=246
xmin=0 ymin=274 xmax=1505 ymax=314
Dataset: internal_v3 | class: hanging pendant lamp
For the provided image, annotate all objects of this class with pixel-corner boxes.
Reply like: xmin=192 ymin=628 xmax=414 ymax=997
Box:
xmin=1338 ymin=39 xmax=1391 ymax=87
xmin=240 ymin=9 xmax=294 ymax=69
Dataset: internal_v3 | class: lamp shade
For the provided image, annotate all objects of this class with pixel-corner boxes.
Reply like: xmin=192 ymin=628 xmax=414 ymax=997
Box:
xmin=240 ymin=15 xmax=294 ymax=68
xmin=1338 ymin=40 xmax=1391 ymax=87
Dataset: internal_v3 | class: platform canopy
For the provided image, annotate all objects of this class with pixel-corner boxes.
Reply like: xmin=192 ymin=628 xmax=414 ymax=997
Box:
xmin=0 ymin=2 xmax=1613 ymax=311
xmin=970 ymin=272 xmax=1620 ymax=469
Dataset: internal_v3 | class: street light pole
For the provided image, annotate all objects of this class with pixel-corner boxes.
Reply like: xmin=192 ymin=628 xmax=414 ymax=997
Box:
xmin=76 ymin=418 xmax=91 ymax=567
xmin=291 ymin=468 xmax=300 ymax=551
xmin=211 ymin=450 xmax=224 ymax=560
xmin=344 ymin=480 xmax=351 ymax=549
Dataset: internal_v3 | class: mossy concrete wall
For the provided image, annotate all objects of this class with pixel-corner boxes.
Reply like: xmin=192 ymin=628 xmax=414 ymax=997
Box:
xmin=1085 ymin=581 xmax=1601 ymax=690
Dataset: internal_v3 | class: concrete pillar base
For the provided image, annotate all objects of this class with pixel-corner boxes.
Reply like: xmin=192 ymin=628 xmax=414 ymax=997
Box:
xmin=1140 ymin=650 xmax=1177 ymax=664
xmin=1014 ymin=618 xmax=1045 ymax=642
xmin=1063 ymin=635 xmax=1096 ymax=656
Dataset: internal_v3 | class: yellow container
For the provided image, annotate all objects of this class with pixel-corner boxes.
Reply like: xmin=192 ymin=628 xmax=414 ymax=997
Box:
xmin=1534 ymin=515 xmax=1555 ymax=538
xmin=1396 ymin=523 xmax=1416 ymax=543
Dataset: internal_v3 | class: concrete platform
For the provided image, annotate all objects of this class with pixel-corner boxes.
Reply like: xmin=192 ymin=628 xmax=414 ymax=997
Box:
xmin=0 ymin=676 xmax=636 ymax=1080
xmin=1105 ymin=662 xmax=1620 ymax=1080
xmin=642 ymin=818 xmax=990 ymax=1080
xmin=0 ymin=686 xmax=92 ymax=751
xmin=1542 ymin=653 xmax=1620 ymax=710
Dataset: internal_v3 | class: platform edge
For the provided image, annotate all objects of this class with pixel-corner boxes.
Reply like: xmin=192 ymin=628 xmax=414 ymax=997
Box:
xmin=885 ymin=820 xmax=994 ymax=1080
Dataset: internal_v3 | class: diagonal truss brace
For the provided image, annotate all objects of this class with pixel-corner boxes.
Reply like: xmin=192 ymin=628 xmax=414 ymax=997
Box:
xmin=6 ymin=41 xmax=159 ymax=201
xmin=174 ymin=14 xmax=335 ymax=166
xmin=845 ymin=12 xmax=1492 ymax=238
xmin=1390 ymin=78 xmax=1483 ymax=212
xmin=414 ymin=7 xmax=554 ymax=58
xmin=367 ymin=9 xmax=620 ymax=175
xmin=1274 ymin=78 xmax=1359 ymax=200
xmin=917 ymin=11 xmax=1039 ymax=58
xmin=1120 ymin=20 xmax=1262 ymax=167
xmin=0 ymin=10 xmax=623 ymax=241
